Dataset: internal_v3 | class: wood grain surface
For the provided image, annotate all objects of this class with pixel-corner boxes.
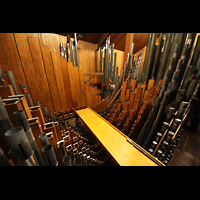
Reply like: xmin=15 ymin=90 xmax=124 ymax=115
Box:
xmin=76 ymin=107 xmax=161 ymax=166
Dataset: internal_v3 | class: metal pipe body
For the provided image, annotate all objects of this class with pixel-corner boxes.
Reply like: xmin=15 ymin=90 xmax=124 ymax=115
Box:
xmin=42 ymin=144 xmax=58 ymax=166
xmin=0 ymin=97 xmax=13 ymax=133
xmin=74 ymin=33 xmax=79 ymax=68
xmin=63 ymin=155 xmax=72 ymax=166
xmin=4 ymin=71 xmax=19 ymax=95
xmin=39 ymin=133 xmax=49 ymax=147
xmin=18 ymin=151 xmax=38 ymax=166
xmin=14 ymin=110 xmax=45 ymax=166
xmin=5 ymin=127 xmax=39 ymax=165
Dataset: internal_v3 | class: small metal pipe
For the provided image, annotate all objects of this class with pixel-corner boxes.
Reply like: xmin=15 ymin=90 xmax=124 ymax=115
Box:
xmin=14 ymin=110 xmax=44 ymax=166
xmin=0 ymin=96 xmax=13 ymax=133
xmin=4 ymin=71 xmax=19 ymax=95
xmin=13 ymin=110 xmax=30 ymax=132
xmin=39 ymin=133 xmax=49 ymax=147
xmin=57 ymin=140 xmax=66 ymax=158
xmin=63 ymin=155 xmax=72 ymax=166
xmin=42 ymin=144 xmax=58 ymax=166
xmin=18 ymin=151 xmax=38 ymax=166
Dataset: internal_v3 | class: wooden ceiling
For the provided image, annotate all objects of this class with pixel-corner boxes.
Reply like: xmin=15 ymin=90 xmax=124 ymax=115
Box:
xmin=55 ymin=33 xmax=160 ymax=54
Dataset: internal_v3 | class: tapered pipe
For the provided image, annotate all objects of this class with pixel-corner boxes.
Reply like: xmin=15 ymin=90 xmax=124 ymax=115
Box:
xmin=42 ymin=144 xmax=58 ymax=166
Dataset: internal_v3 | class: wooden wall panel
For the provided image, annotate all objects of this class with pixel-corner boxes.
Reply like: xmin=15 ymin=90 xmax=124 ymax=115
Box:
xmin=79 ymin=69 xmax=86 ymax=106
xmin=0 ymin=33 xmax=29 ymax=93
xmin=13 ymin=33 xmax=44 ymax=104
xmin=73 ymin=66 xmax=82 ymax=108
xmin=60 ymin=58 xmax=73 ymax=110
xmin=51 ymin=52 xmax=68 ymax=111
xmin=0 ymin=40 xmax=10 ymax=72
xmin=67 ymin=62 xmax=78 ymax=108
xmin=0 ymin=33 xmax=102 ymax=113
xmin=40 ymin=45 xmax=62 ymax=112
xmin=27 ymin=36 xmax=54 ymax=111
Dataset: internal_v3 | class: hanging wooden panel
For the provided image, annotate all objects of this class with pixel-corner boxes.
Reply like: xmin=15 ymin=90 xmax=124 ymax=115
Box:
xmin=67 ymin=62 xmax=78 ymax=108
xmin=73 ymin=66 xmax=82 ymax=108
xmin=60 ymin=58 xmax=73 ymax=110
xmin=51 ymin=52 xmax=68 ymax=111
xmin=13 ymin=33 xmax=44 ymax=104
xmin=79 ymin=69 xmax=86 ymax=107
xmin=0 ymin=33 xmax=29 ymax=93
xmin=40 ymin=45 xmax=62 ymax=112
xmin=27 ymin=36 xmax=54 ymax=111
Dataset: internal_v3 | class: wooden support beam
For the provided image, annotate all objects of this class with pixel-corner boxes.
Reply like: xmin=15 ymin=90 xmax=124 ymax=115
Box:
xmin=124 ymin=33 xmax=134 ymax=65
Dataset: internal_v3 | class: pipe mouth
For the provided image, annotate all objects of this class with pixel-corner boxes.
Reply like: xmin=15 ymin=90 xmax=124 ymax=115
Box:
xmin=42 ymin=144 xmax=52 ymax=152
xmin=39 ymin=133 xmax=46 ymax=138
xmin=5 ymin=126 xmax=23 ymax=136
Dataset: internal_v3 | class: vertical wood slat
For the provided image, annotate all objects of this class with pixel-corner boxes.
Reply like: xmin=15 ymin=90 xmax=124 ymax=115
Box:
xmin=60 ymin=58 xmax=73 ymax=110
xmin=13 ymin=33 xmax=44 ymax=104
xmin=0 ymin=33 xmax=29 ymax=94
xmin=79 ymin=69 xmax=86 ymax=107
xmin=0 ymin=33 xmax=105 ymax=114
xmin=51 ymin=52 xmax=68 ymax=111
xmin=40 ymin=45 xmax=62 ymax=112
xmin=0 ymin=39 xmax=10 ymax=72
xmin=67 ymin=62 xmax=78 ymax=108
xmin=27 ymin=36 xmax=54 ymax=111
xmin=74 ymin=66 xmax=82 ymax=108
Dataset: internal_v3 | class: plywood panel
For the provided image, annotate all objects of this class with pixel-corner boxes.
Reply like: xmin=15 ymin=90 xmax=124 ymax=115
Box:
xmin=27 ymin=36 xmax=54 ymax=111
xmin=51 ymin=52 xmax=68 ymax=111
xmin=40 ymin=45 xmax=62 ymax=112
xmin=60 ymin=58 xmax=73 ymax=110
xmin=0 ymin=33 xmax=29 ymax=93
xmin=14 ymin=33 xmax=44 ymax=104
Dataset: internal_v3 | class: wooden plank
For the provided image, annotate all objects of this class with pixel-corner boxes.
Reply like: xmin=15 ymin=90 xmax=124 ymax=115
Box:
xmin=120 ymin=81 xmax=128 ymax=100
xmin=0 ymin=33 xmax=29 ymax=93
xmin=0 ymin=85 xmax=15 ymax=99
xmin=76 ymin=107 xmax=162 ymax=166
xmin=147 ymin=78 xmax=156 ymax=89
xmin=51 ymin=52 xmax=68 ymax=111
xmin=40 ymin=45 xmax=61 ymax=112
xmin=60 ymin=58 xmax=73 ymax=110
xmin=14 ymin=33 xmax=44 ymax=104
xmin=67 ymin=62 xmax=78 ymax=108
xmin=79 ymin=69 xmax=86 ymax=107
xmin=27 ymin=36 xmax=54 ymax=111
xmin=0 ymin=40 xmax=10 ymax=72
